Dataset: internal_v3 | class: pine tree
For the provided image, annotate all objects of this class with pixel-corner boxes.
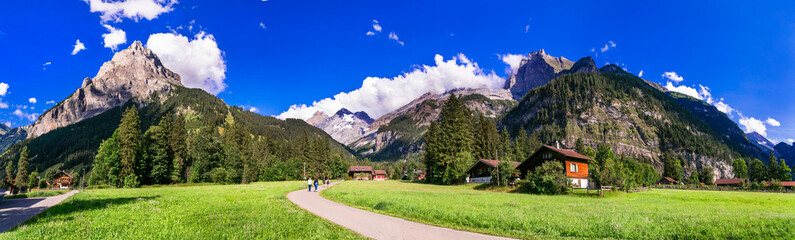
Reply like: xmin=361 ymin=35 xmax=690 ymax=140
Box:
xmin=498 ymin=128 xmax=514 ymax=162
xmin=91 ymin=130 xmax=121 ymax=186
xmin=700 ymin=166 xmax=714 ymax=185
xmin=422 ymin=94 xmax=474 ymax=184
xmin=767 ymin=151 xmax=779 ymax=181
xmin=472 ymin=114 xmax=498 ymax=160
xmin=145 ymin=125 xmax=171 ymax=184
xmin=5 ymin=161 xmax=14 ymax=191
xmin=170 ymin=114 xmax=187 ymax=182
xmin=513 ymin=127 xmax=531 ymax=162
xmin=118 ymin=107 xmax=142 ymax=186
xmin=779 ymin=159 xmax=792 ymax=181
xmin=732 ymin=158 xmax=747 ymax=179
xmin=14 ymin=146 xmax=30 ymax=190
xmin=662 ymin=150 xmax=683 ymax=181
xmin=749 ymin=158 xmax=767 ymax=183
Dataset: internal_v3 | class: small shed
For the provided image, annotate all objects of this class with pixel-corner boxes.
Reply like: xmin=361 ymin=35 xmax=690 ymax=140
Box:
xmin=373 ymin=170 xmax=388 ymax=181
xmin=52 ymin=171 xmax=73 ymax=189
xmin=657 ymin=177 xmax=680 ymax=185
xmin=348 ymin=166 xmax=374 ymax=180
xmin=715 ymin=178 xmax=746 ymax=187
xmin=465 ymin=159 xmax=520 ymax=184
xmin=516 ymin=145 xmax=594 ymax=188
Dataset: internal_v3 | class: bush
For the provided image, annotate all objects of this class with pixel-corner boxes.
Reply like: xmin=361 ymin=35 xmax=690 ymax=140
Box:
xmin=209 ymin=167 xmax=228 ymax=184
xmin=123 ymin=174 xmax=140 ymax=188
xmin=524 ymin=161 xmax=569 ymax=195
xmin=491 ymin=160 xmax=518 ymax=186
xmin=767 ymin=180 xmax=783 ymax=192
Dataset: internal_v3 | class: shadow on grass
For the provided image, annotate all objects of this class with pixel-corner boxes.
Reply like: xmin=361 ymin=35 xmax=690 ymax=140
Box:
xmin=6 ymin=196 xmax=159 ymax=232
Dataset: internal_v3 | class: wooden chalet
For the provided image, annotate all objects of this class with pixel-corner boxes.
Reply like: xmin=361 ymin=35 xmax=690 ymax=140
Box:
xmin=517 ymin=145 xmax=594 ymax=189
xmin=715 ymin=178 xmax=746 ymax=187
xmin=52 ymin=171 xmax=73 ymax=189
xmin=374 ymin=170 xmax=388 ymax=181
xmin=348 ymin=166 xmax=374 ymax=180
xmin=465 ymin=159 xmax=520 ymax=184
xmin=657 ymin=177 xmax=680 ymax=185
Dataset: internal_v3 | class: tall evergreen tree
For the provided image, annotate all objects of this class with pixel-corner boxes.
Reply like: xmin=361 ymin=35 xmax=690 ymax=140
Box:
xmin=90 ymin=130 xmax=121 ymax=186
xmin=14 ymin=146 xmax=30 ymax=190
xmin=5 ymin=161 xmax=14 ymax=191
xmin=700 ymin=166 xmax=715 ymax=185
xmin=513 ymin=127 xmax=531 ymax=162
xmin=749 ymin=158 xmax=767 ymax=183
xmin=170 ymin=114 xmax=188 ymax=182
xmin=732 ymin=158 xmax=748 ymax=179
xmin=422 ymin=94 xmax=474 ymax=184
xmin=779 ymin=159 xmax=792 ymax=181
xmin=145 ymin=125 xmax=171 ymax=185
xmin=662 ymin=150 xmax=683 ymax=181
xmin=472 ymin=114 xmax=498 ymax=160
xmin=498 ymin=128 xmax=514 ymax=162
xmin=767 ymin=151 xmax=780 ymax=181
xmin=118 ymin=107 xmax=143 ymax=187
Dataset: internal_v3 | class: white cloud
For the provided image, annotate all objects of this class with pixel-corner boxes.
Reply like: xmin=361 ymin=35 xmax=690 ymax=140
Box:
xmin=609 ymin=41 xmax=616 ymax=47
xmin=46 ymin=100 xmax=55 ymax=105
xmin=766 ymin=118 xmax=781 ymax=127
xmin=525 ymin=25 xmax=530 ymax=33
xmin=372 ymin=20 xmax=382 ymax=32
xmin=388 ymin=32 xmax=404 ymax=46
xmin=0 ymin=83 xmax=8 ymax=96
xmin=665 ymin=82 xmax=702 ymax=100
xmin=0 ymin=101 xmax=8 ymax=109
xmin=28 ymin=98 xmax=36 ymax=104
xmin=662 ymin=71 xmax=684 ymax=83
xmin=638 ymin=70 xmax=644 ymax=77
xmin=146 ymin=31 xmax=227 ymax=95
xmin=366 ymin=31 xmax=375 ymax=36
xmin=599 ymin=41 xmax=617 ymax=53
xmin=713 ymin=99 xmax=734 ymax=116
xmin=248 ymin=106 xmax=259 ymax=113
xmin=259 ymin=22 xmax=266 ymax=29
xmin=498 ymin=53 xmax=525 ymax=76
xmin=740 ymin=117 xmax=768 ymax=137
xmin=600 ymin=44 xmax=609 ymax=52
xmin=12 ymin=109 xmax=38 ymax=121
xmin=43 ymin=62 xmax=51 ymax=66
xmin=72 ymin=39 xmax=86 ymax=55
xmin=84 ymin=0 xmax=177 ymax=23
xmin=102 ymin=24 xmax=127 ymax=51
xmin=277 ymin=54 xmax=504 ymax=120
xmin=787 ymin=139 xmax=795 ymax=144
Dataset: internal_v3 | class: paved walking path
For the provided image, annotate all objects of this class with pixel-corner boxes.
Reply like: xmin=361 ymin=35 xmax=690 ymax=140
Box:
xmin=287 ymin=182 xmax=514 ymax=240
xmin=0 ymin=190 xmax=78 ymax=233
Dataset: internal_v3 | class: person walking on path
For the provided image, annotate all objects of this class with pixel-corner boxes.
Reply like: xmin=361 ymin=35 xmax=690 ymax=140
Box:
xmin=307 ymin=177 xmax=313 ymax=192
xmin=313 ymin=178 xmax=319 ymax=192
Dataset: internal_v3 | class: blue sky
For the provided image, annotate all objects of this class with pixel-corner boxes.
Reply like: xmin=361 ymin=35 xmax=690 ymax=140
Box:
xmin=0 ymin=0 xmax=794 ymax=143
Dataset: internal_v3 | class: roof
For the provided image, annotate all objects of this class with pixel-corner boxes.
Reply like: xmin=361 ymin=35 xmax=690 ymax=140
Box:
xmin=53 ymin=170 xmax=73 ymax=179
xmin=374 ymin=170 xmax=387 ymax=175
xmin=715 ymin=178 xmax=745 ymax=185
xmin=767 ymin=181 xmax=795 ymax=187
xmin=465 ymin=159 xmax=520 ymax=174
xmin=348 ymin=166 xmax=374 ymax=173
xmin=659 ymin=177 xmax=679 ymax=183
xmin=542 ymin=145 xmax=595 ymax=162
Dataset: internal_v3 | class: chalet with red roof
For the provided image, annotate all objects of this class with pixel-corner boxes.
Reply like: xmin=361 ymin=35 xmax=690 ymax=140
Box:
xmin=715 ymin=178 xmax=745 ymax=187
xmin=657 ymin=177 xmax=680 ymax=185
xmin=465 ymin=159 xmax=520 ymax=183
xmin=374 ymin=170 xmax=388 ymax=181
xmin=348 ymin=166 xmax=374 ymax=180
xmin=517 ymin=145 xmax=594 ymax=188
xmin=52 ymin=171 xmax=73 ymax=189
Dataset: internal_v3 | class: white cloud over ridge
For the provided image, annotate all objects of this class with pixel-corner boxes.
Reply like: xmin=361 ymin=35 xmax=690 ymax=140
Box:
xmin=638 ymin=70 xmax=644 ymax=77
xmin=662 ymin=71 xmax=684 ymax=82
xmin=740 ymin=117 xmax=768 ymax=137
xmin=766 ymin=118 xmax=781 ymax=127
xmin=72 ymin=39 xmax=86 ymax=55
xmin=102 ymin=24 xmax=127 ymax=51
xmin=146 ymin=32 xmax=227 ymax=95
xmin=498 ymin=53 xmax=525 ymax=75
xmin=277 ymin=54 xmax=504 ymax=120
xmin=85 ymin=0 xmax=177 ymax=23
xmin=13 ymin=109 xmax=38 ymax=121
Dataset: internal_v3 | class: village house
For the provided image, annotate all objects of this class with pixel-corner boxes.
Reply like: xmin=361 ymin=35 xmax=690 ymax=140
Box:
xmin=374 ymin=170 xmax=388 ymax=181
xmin=465 ymin=159 xmax=520 ymax=184
xmin=657 ymin=177 xmax=680 ymax=185
xmin=715 ymin=178 xmax=746 ymax=187
xmin=348 ymin=166 xmax=374 ymax=180
xmin=52 ymin=171 xmax=73 ymax=189
xmin=413 ymin=170 xmax=426 ymax=181
xmin=516 ymin=145 xmax=593 ymax=188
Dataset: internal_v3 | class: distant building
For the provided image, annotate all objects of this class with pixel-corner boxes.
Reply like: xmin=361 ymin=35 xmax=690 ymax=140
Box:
xmin=715 ymin=178 xmax=746 ymax=187
xmin=52 ymin=171 xmax=73 ymax=189
xmin=374 ymin=170 xmax=388 ymax=181
xmin=765 ymin=181 xmax=795 ymax=190
xmin=657 ymin=177 xmax=680 ymax=185
xmin=465 ymin=159 xmax=520 ymax=184
xmin=517 ymin=145 xmax=594 ymax=189
xmin=413 ymin=170 xmax=426 ymax=181
xmin=348 ymin=166 xmax=374 ymax=180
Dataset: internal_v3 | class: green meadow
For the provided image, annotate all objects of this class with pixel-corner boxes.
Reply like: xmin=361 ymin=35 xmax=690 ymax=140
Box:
xmin=0 ymin=182 xmax=363 ymax=240
xmin=322 ymin=181 xmax=795 ymax=240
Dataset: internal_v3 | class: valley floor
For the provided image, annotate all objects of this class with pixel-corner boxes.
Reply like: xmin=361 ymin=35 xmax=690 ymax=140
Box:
xmin=0 ymin=182 xmax=363 ymax=240
xmin=322 ymin=181 xmax=795 ymax=240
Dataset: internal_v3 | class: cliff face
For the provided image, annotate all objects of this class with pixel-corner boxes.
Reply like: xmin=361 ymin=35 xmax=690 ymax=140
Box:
xmin=504 ymin=49 xmax=574 ymax=100
xmin=28 ymin=41 xmax=182 ymax=138
xmin=306 ymin=108 xmax=375 ymax=145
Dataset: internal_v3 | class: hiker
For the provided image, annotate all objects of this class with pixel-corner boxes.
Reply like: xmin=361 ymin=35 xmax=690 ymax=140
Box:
xmin=307 ymin=177 xmax=313 ymax=192
xmin=325 ymin=178 xmax=329 ymax=186
xmin=313 ymin=177 xmax=319 ymax=192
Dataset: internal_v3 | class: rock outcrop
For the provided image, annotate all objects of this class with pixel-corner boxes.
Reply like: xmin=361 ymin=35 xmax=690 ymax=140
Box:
xmin=28 ymin=41 xmax=182 ymax=138
xmin=504 ymin=49 xmax=574 ymax=100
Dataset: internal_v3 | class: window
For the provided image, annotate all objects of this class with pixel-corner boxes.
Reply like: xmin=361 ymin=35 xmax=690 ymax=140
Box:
xmin=543 ymin=153 xmax=552 ymax=159
xmin=570 ymin=163 xmax=578 ymax=173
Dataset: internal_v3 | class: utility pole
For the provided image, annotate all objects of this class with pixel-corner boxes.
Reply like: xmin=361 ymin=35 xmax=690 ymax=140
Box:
xmin=303 ymin=162 xmax=306 ymax=180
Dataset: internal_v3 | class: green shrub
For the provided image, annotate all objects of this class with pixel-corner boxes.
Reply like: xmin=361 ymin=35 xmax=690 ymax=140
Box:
xmin=491 ymin=160 xmax=518 ymax=186
xmin=767 ymin=180 xmax=783 ymax=192
xmin=524 ymin=161 xmax=569 ymax=195
xmin=123 ymin=174 xmax=140 ymax=188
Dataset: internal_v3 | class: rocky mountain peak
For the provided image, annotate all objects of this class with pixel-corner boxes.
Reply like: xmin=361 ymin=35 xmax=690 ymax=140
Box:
xmin=335 ymin=108 xmax=354 ymax=116
xmin=565 ymin=57 xmax=599 ymax=74
xmin=28 ymin=41 xmax=183 ymax=138
xmin=306 ymin=108 xmax=376 ymax=145
xmin=504 ymin=49 xmax=574 ymax=100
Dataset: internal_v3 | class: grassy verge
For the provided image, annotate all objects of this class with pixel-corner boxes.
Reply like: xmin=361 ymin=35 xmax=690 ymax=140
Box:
xmin=322 ymin=181 xmax=795 ymax=239
xmin=4 ymin=190 xmax=69 ymax=199
xmin=1 ymin=182 xmax=364 ymax=240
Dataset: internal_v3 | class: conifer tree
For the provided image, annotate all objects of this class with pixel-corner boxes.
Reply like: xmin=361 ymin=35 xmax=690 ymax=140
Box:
xmin=170 ymin=114 xmax=187 ymax=182
xmin=749 ymin=158 xmax=767 ymax=183
xmin=513 ymin=127 xmax=531 ymax=162
xmin=118 ymin=107 xmax=142 ymax=187
xmin=779 ymin=159 xmax=792 ymax=181
xmin=767 ymin=151 xmax=779 ymax=181
xmin=5 ymin=160 xmax=14 ymax=191
xmin=14 ymin=146 xmax=30 ymax=190
xmin=732 ymin=158 xmax=748 ymax=179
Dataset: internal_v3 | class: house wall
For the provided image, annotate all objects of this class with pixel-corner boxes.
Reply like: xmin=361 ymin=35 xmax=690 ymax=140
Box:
xmin=469 ymin=162 xmax=495 ymax=178
xmin=570 ymin=178 xmax=588 ymax=188
xmin=470 ymin=176 xmax=492 ymax=184
xmin=351 ymin=172 xmax=371 ymax=180
xmin=565 ymin=161 xmax=589 ymax=179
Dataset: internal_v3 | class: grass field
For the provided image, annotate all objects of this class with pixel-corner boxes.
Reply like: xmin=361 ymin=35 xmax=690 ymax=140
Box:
xmin=322 ymin=181 xmax=795 ymax=239
xmin=4 ymin=190 xmax=69 ymax=199
xmin=1 ymin=182 xmax=363 ymax=240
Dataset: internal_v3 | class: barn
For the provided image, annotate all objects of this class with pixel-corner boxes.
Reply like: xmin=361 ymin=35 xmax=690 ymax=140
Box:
xmin=516 ymin=145 xmax=593 ymax=189
xmin=465 ymin=159 xmax=520 ymax=184
xmin=715 ymin=178 xmax=745 ymax=187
